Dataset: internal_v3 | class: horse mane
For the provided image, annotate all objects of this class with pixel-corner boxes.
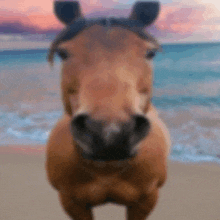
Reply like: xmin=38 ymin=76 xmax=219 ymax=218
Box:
xmin=47 ymin=17 xmax=160 ymax=65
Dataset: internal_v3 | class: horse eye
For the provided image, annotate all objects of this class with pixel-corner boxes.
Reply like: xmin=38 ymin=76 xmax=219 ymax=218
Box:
xmin=68 ymin=88 xmax=76 ymax=94
xmin=56 ymin=49 xmax=69 ymax=60
xmin=145 ymin=50 xmax=157 ymax=59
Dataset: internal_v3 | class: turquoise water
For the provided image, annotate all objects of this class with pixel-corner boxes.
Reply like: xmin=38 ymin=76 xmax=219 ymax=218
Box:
xmin=0 ymin=43 xmax=220 ymax=163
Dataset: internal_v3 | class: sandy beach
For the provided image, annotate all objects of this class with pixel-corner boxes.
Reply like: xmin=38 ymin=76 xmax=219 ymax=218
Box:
xmin=1 ymin=146 xmax=220 ymax=220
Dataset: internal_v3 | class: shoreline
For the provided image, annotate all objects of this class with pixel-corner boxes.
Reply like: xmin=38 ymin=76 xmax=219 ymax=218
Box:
xmin=0 ymin=145 xmax=45 ymax=155
xmin=1 ymin=145 xmax=220 ymax=166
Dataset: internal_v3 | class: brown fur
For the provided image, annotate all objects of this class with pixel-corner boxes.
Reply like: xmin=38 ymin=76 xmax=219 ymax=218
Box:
xmin=46 ymin=25 xmax=170 ymax=220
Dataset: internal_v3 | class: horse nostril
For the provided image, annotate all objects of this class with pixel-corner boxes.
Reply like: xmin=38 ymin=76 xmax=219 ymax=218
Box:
xmin=71 ymin=114 xmax=94 ymax=144
xmin=130 ymin=114 xmax=150 ymax=146
xmin=134 ymin=115 xmax=150 ymax=133
xmin=71 ymin=114 xmax=95 ymax=155
xmin=71 ymin=114 xmax=88 ymax=132
xmin=71 ymin=114 xmax=102 ymax=147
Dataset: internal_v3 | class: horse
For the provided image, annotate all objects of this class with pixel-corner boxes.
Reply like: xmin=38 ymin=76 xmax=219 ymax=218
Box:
xmin=46 ymin=1 xmax=171 ymax=220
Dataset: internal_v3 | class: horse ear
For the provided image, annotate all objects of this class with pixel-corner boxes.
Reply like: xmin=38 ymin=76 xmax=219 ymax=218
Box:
xmin=54 ymin=1 xmax=82 ymax=25
xmin=129 ymin=1 xmax=160 ymax=26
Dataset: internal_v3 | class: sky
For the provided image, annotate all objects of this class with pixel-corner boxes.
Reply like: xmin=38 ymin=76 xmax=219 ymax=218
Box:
xmin=1 ymin=0 xmax=220 ymax=49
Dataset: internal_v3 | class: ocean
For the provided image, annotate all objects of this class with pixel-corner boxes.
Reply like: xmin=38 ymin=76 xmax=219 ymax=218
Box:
xmin=1 ymin=43 xmax=220 ymax=163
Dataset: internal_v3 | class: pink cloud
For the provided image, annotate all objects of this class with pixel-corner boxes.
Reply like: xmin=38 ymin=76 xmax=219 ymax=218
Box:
xmin=157 ymin=4 xmax=206 ymax=35
xmin=0 ymin=9 xmax=62 ymax=33
xmin=0 ymin=1 xmax=214 ymax=37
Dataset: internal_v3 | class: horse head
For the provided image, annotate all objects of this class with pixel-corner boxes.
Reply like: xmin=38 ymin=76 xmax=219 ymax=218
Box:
xmin=48 ymin=1 xmax=161 ymax=161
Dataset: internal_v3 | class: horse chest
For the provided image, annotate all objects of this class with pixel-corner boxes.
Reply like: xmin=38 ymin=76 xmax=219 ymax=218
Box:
xmin=69 ymin=175 xmax=141 ymax=206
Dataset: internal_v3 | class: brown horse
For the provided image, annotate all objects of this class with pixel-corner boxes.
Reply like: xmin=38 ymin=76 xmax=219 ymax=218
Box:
xmin=46 ymin=1 xmax=170 ymax=220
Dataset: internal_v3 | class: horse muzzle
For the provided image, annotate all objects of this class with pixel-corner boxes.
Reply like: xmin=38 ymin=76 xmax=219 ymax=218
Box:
xmin=71 ymin=114 xmax=150 ymax=161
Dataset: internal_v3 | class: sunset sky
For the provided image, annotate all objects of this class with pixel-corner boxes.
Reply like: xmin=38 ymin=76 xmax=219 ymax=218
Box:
xmin=1 ymin=0 xmax=220 ymax=49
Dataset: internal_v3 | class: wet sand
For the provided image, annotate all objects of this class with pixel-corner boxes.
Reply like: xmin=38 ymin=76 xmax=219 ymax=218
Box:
xmin=1 ymin=146 xmax=220 ymax=220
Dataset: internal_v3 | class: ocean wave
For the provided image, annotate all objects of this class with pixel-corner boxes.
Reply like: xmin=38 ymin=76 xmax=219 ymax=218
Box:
xmin=159 ymin=106 xmax=220 ymax=163
xmin=153 ymin=78 xmax=220 ymax=100
xmin=0 ymin=110 xmax=62 ymax=144
xmin=0 ymin=106 xmax=220 ymax=163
